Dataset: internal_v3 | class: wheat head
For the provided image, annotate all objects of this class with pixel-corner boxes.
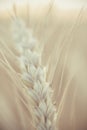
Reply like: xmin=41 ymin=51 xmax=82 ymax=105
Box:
xmin=12 ymin=17 xmax=57 ymax=130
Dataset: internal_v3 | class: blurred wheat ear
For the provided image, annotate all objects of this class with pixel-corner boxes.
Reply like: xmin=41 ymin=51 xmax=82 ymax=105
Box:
xmin=11 ymin=6 xmax=58 ymax=129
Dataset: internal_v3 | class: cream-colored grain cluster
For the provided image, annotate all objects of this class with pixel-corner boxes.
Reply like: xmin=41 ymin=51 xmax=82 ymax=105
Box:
xmin=12 ymin=18 xmax=57 ymax=130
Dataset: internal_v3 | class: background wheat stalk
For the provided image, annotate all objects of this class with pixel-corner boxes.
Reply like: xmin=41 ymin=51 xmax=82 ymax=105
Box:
xmin=12 ymin=17 xmax=57 ymax=130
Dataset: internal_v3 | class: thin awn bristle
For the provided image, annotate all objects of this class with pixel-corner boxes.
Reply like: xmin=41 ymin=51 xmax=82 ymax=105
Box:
xmin=12 ymin=18 xmax=57 ymax=130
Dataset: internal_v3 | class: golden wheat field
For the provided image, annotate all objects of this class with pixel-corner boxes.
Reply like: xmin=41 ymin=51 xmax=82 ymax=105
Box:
xmin=0 ymin=0 xmax=87 ymax=130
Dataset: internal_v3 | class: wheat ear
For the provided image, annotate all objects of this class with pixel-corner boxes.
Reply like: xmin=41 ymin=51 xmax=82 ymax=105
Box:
xmin=12 ymin=18 xmax=57 ymax=130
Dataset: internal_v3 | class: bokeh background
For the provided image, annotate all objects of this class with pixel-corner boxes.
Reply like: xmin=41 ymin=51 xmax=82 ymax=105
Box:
xmin=0 ymin=0 xmax=87 ymax=130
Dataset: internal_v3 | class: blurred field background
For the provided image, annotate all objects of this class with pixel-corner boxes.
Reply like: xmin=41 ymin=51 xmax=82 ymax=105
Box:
xmin=0 ymin=0 xmax=87 ymax=130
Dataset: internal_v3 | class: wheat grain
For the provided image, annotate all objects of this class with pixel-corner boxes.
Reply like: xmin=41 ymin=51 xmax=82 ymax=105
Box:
xmin=12 ymin=18 xmax=57 ymax=130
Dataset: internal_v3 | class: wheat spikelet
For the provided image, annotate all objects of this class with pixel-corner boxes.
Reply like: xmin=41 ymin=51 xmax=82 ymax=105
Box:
xmin=12 ymin=17 xmax=57 ymax=130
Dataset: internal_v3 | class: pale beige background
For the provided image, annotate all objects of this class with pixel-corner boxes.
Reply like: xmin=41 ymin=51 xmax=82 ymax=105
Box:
xmin=0 ymin=1 xmax=87 ymax=130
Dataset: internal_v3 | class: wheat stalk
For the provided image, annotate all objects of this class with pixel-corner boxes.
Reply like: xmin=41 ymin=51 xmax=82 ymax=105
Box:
xmin=12 ymin=18 xmax=57 ymax=130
